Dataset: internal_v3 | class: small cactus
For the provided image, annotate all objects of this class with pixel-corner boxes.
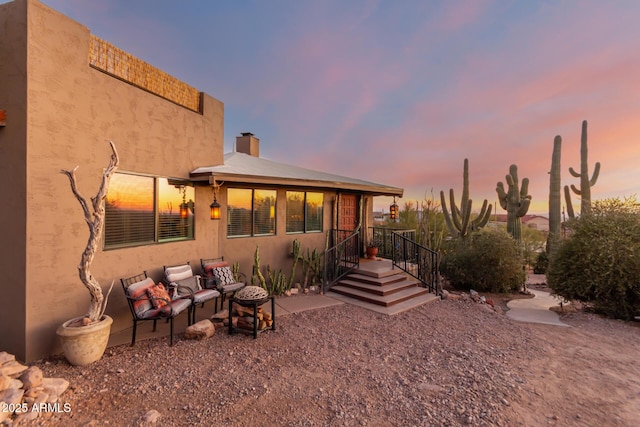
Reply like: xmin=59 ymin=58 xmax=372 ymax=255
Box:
xmin=496 ymin=164 xmax=531 ymax=242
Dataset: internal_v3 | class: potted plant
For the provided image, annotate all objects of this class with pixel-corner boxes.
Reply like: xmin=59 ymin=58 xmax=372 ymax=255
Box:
xmin=366 ymin=238 xmax=381 ymax=259
xmin=55 ymin=141 xmax=119 ymax=366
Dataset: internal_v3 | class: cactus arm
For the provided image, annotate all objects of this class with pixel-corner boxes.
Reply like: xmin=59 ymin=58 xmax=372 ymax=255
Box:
xmin=520 ymin=177 xmax=529 ymax=199
xmin=516 ymin=196 xmax=532 ymax=217
xmin=459 ymin=199 xmax=471 ymax=237
xmin=473 ymin=201 xmax=492 ymax=229
xmin=570 ymin=184 xmax=581 ymax=195
xmin=568 ymin=166 xmax=580 ymax=178
xmin=564 ymin=186 xmax=575 ymax=219
xmin=450 ymin=189 xmax=461 ymax=218
xmin=496 ymin=182 xmax=508 ymax=210
xmin=440 ymin=190 xmax=457 ymax=236
xmin=590 ymin=162 xmax=600 ymax=186
xmin=450 ymin=189 xmax=464 ymax=232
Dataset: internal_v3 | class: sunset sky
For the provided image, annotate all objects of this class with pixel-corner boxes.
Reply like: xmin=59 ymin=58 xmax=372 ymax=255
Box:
xmin=39 ymin=0 xmax=640 ymax=215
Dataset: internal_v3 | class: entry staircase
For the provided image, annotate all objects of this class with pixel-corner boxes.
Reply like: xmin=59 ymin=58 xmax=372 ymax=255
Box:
xmin=323 ymin=227 xmax=440 ymax=314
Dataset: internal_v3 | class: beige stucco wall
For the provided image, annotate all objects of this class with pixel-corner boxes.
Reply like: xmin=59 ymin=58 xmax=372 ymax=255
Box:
xmin=0 ymin=0 xmax=29 ymax=361
xmin=1 ymin=0 xmax=225 ymax=362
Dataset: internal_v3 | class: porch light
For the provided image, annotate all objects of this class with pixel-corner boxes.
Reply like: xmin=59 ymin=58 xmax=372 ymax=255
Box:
xmin=209 ymin=178 xmax=223 ymax=220
xmin=179 ymin=202 xmax=189 ymax=219
xmin=390 ymin=196 xmax=398 ymax=221
xmin=210 ymin=197 xmax=221 ymax=220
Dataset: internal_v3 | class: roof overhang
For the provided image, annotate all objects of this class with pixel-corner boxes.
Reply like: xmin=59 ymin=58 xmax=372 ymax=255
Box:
xmin=190 ymin=152 xmax=404 ymax=197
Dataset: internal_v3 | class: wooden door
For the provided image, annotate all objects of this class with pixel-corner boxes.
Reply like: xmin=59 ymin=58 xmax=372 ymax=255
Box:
xmin=339 ymin=194 xmax=358 ymax=232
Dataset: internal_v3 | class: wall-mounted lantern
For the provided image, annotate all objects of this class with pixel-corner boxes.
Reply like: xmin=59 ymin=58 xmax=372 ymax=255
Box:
xmin=210 ymin=178 xmax=222 ymax=220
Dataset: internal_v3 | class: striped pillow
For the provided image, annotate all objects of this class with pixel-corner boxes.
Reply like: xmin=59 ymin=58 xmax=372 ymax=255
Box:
xmin=165 ymin=264 xmax=193 ymax=282
xmin=126 ymin=277 xmax=154 ymax=317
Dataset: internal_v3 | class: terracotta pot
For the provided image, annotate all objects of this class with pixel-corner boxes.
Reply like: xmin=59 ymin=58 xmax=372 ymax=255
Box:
xmin=366 ymin=247 xmax=379 ymax=259
xmin=56 ymin=315 xmax=113 ymax=366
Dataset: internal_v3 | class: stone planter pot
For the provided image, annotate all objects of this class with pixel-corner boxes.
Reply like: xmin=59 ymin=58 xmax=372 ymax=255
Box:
xmin=56 ymin=315 xmax=113 ymax=366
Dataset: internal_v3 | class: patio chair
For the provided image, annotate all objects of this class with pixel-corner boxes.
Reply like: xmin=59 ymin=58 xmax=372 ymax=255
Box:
xmin=200 ymin=257 xmax=247 ymax=311
xmin=163 ymin=262 xmax=220 ymax=323
xmin=120 ymin=271 xmax=193 ymax=346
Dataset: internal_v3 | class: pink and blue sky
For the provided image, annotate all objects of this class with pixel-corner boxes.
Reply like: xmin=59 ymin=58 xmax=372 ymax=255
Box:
xmin=39 ymin=0 xmax=640 ymax=215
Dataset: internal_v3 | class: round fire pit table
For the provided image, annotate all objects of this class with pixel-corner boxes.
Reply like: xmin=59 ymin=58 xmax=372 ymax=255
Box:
xmin=228 ymin=295 xmax=275 ymax=339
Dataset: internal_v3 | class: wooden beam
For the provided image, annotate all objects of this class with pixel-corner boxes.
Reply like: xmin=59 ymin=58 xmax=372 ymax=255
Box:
xmin=0 ymin=110 xmax=5 ymax=127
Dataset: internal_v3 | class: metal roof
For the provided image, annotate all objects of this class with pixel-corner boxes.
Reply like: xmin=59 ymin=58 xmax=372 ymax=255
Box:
xmin=190 ymin=152 xmax=403 ymax=196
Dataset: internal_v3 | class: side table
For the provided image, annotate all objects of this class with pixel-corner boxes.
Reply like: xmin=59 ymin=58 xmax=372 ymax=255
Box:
xmin=228 ymin=296 xmax=276 ymax=339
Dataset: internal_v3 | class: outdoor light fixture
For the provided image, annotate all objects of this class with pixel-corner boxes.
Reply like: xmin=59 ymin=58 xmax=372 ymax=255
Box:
xmin=179 ymin=202 xmax=189 ymax=219
xmin=179 ymin=186 xmax=189 ymax=219
xmin=210 ymin=178 xmax=222 ymax=220
xmin=390 ymin=196 xmax=399 ymax=221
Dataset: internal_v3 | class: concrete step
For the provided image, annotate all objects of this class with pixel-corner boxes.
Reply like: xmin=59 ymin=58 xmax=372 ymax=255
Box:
xmin=326 ymin=290 xmax=440 ymax=315
xmin=330 ymin=285 xmax=431 ymax=307
xmin=336 ymin=277 xmax=421 ymax=296
xmin=341 ymin=273 xmax=408 ymax=286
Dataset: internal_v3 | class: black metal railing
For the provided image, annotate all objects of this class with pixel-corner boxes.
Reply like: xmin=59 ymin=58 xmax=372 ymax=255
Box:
xmin=392 ymin=231 xmax=440 ymax=294
xmin=369 ymin=227 xmax=416 ymax=259
xmin=323 ymin=230 xmax=360 ymax=293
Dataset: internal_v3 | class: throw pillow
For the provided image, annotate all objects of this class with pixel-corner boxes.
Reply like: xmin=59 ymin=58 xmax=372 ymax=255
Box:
xmin=165 ymin=264 xmax=193 ymax=283
xmin=204 ymin=261 xmax=228 ymax=277
xmin=126 ymin=277 xmax=155 ymax=317
xmin=174 ymin=276 xmax=201 ymax=297
xmin=147 ymin=283 xmax=171 ymax=309
xmin=212 ymin=266 xmax=235 ymax=286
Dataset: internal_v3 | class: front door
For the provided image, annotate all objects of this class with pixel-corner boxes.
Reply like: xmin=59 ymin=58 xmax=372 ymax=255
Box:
xmin=338 ymin=193 xmax=359 ymax=235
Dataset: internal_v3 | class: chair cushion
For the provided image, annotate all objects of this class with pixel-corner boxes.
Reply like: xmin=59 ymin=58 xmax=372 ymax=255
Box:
xmin=193 ymin=289 xmax=220 ymax=304
xmin=203 ymin=261 xmax=228 ymax=277
xmin=173 ymin=276 xmax=202 ymax=298
xmin=165 ymin=264 xmax=194 ymax=282
xmin=147 ymin=284 xmax=171 ymax=309
xmin=220 ymin=282 xmax=245 ymax=294
xmin=126 ymin=277 xmax=155 ymax=317
xmin=141 ymin=298 xmax=191 ymax=318
xmin=211 ymin=266 xmax=235 ymax=286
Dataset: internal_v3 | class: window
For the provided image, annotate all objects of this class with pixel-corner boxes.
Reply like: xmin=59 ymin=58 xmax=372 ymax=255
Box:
xmin=105 ymin=173 xmax=194 ymax=249
xmin=286 ymin=191 xmax=323 ymax=233
xmin=227 ymin=188 xmax=276 ymax=237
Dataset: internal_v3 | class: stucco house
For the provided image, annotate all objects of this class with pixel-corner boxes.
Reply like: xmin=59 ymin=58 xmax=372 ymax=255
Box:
xmin=0 ymin=0 xmax=403 ymax=362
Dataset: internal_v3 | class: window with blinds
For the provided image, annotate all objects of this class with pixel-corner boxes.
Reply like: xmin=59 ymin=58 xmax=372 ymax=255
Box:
xmin=286 ymin=191 xmax=323 ymax=233
xmin=227 ymin=188 xmax=276 ymax=237
xmin=104 ymin=173 xmax=194 ymax=249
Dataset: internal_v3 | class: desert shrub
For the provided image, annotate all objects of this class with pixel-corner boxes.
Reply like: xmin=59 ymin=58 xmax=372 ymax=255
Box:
xmin=533 ymin=251 xmax=548 ymax=274
xmin=440 ymin=228 xmax=525 ymax=293
xmin=547 ymin=197 xmax=640 ymax=320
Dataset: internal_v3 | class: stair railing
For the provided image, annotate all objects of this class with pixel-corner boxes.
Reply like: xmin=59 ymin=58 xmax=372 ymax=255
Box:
xmin=391 ymin=231 xmax=440 ymax=294
xmin=322 ymin=229 xmax=360 ymax=293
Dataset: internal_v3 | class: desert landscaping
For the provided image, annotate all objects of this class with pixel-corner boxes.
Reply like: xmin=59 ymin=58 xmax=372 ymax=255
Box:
xmin=1 ymin=283 xmax=637 ymax=427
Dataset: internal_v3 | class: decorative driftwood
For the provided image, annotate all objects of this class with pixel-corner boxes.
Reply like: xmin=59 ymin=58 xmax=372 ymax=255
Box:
xmin=61 ymin=141 xmax=119 ymax=323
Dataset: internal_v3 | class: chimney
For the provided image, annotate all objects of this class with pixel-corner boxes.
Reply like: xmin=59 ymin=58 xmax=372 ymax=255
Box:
xmin=236 ymin=132 xmax=260 ymax=157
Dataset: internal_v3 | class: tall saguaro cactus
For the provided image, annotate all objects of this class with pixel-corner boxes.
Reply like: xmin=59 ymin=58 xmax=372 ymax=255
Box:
xmin=440 ymin=158 xmax=492 ymax=238
xmin=496 ymin=164 xmax=531 ymax=242
xmin=547 ymin=136 xmax=562 ymax=252
xmin=564 ymin=120 xmax=600 ymax=218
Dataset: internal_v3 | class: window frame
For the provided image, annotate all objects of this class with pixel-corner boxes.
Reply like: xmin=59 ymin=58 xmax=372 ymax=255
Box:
xmin=286 ymin=191 xmax=324 ymax=234
xmin=104 ymin=172 xmax=195 ymax=250
xmin=226 ymin=187 xmax=277 ymax=238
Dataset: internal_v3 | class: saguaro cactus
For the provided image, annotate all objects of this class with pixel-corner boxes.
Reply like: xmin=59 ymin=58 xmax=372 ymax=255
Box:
xmin=547 ymin=136 xmax=562 ymax=253
xmin=564 ymin=120 xmax=600 ymax=218
xmin=496 ymin=164 xmax=531 ymax=242
xmin=440 ymin=158 xmax=492 ymax=238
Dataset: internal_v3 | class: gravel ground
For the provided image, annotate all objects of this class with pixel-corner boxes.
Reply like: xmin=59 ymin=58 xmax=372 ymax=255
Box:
xmin=30 ymin=294 xmax=640 ymax=427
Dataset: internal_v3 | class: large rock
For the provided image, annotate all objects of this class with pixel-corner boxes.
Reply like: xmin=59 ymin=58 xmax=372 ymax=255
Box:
xmin=0 ymin=352 xmax=15 ymax=365
xmin=20 ymin=366 xmax=43 ymax=389
xmin=184 ymin=320 xmax=215 ymax=340
xmin=41 ymin=378 xmax=70 ymax=399
xmin=0 ymin=373 xmax=11 ymax=391
xmin=211 ymin=310 xmax=229 ymax=322
xmin=0 ymin=361 xmax=28 ymax=378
